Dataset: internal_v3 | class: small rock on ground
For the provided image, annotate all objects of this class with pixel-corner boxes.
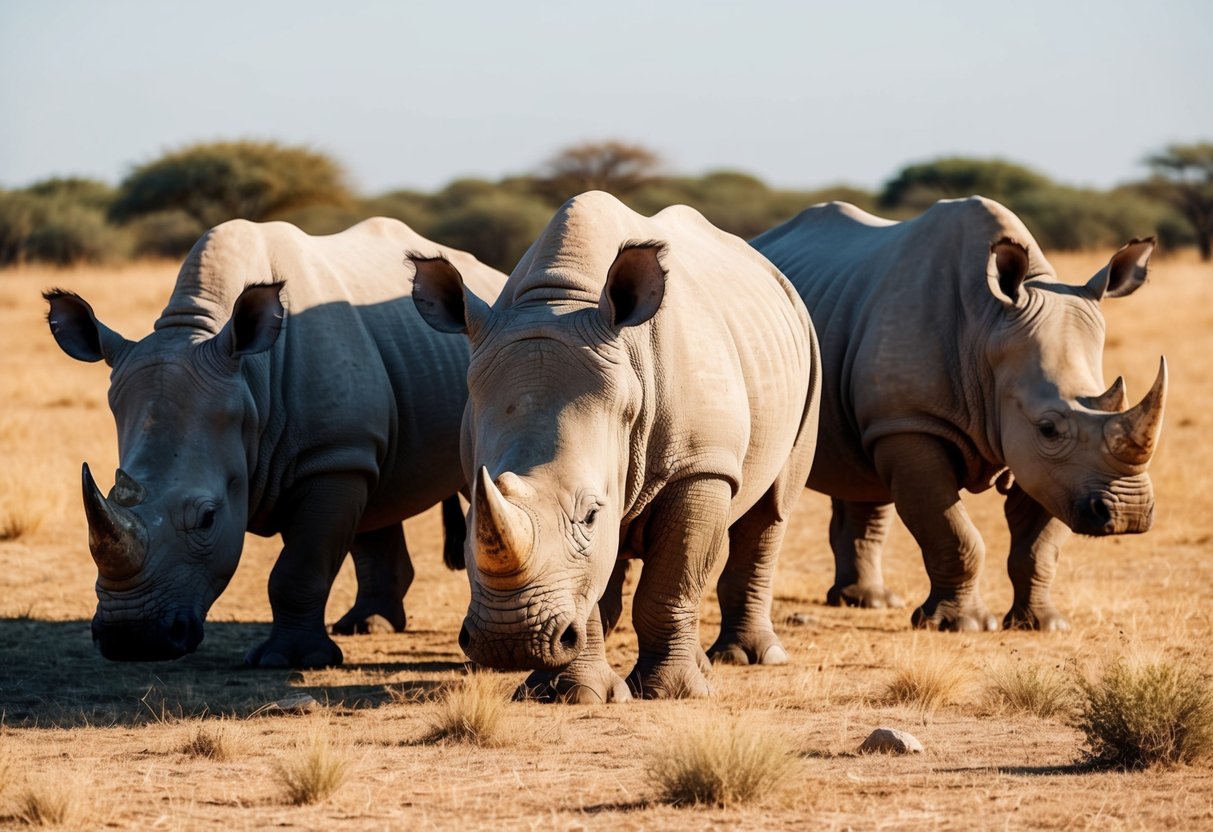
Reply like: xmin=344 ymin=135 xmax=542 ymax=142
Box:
xmin=859 ymin=727 xmax=923 ymax=754
xmin=255 ymin=692 xmax=320 ymax=716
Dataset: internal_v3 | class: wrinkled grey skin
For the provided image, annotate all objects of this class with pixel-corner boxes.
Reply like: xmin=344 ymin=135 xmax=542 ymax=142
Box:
xmin=411 ymin=191 xmax=820 ymax=702
xmin=45 ymin=218 xmax=504 ymax=667
xmin=752 ymin=197 xmax=1166 ymax=632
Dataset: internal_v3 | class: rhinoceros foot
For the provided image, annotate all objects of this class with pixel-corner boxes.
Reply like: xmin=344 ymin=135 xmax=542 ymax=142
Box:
xmin=626 ymin=655 xmax=712 ymax=700
xmin=827 ymin=583 xmax=906 ymax=610
xmin=707 ymin=628 xmax=788 ymax=666
xmin=1003 ymin=605 xmax=1071 ymax=632
xmin=911 ymin=597 xmax=999 ymax=632
xmin=244 ymin=627 xmax=344 ymax=669
xmin=331 ymin=598 xmax=407 ymax=636
xmin=515 ymin=663 xmax=632 ymax=704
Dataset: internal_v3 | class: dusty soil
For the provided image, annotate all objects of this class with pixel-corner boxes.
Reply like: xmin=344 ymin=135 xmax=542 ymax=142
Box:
xmin=1 ymin=251 xmax=1210 ymax=830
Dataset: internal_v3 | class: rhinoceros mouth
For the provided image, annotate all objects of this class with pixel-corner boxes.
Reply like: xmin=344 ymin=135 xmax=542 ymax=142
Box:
xmin=92 ymin=608 xmax=204 ymax=662
xmin=458 ymin=608 xmax=585 ymax=671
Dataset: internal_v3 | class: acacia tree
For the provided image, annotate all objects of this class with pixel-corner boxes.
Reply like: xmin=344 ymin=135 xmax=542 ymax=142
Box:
xmin=1144 ymin=143 xmax=1213 ymax=261
xmin=536 ymin=141 xmax=662 ymax=203
xmin=110 ymin=141 xmax=352 ymax=229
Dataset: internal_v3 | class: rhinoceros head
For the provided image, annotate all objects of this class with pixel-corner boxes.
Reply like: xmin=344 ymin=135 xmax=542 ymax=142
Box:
xmin=984 ymin=237 xmax=1165 ymax=535
xmin=45 ymin=283 xmax=284 ymax=660
xmin=410 ymin=243 xmax=665 ymax=670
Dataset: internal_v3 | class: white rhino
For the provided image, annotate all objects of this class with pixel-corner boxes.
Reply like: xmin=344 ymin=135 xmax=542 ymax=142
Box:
xmin=410 ymin=191 xmax=820 ymax=701
xmin=45 ymin=218 xmax=505 ymax=666
xmin=752 ymin=197 xmax=1165 ymax=631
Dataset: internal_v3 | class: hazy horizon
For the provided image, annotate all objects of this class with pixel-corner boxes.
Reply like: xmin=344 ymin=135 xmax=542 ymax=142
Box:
xmin=2 ymin=0 xmax=1210 ymax=195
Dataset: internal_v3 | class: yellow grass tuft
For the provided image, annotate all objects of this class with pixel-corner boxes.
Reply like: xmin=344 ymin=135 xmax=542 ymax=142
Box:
xmin=273 ymin=724 xmax=351 ymax=806
xmin=984 ymin=661 xmax=1074 ymax=719
xmin=13 ymin=778 xmax=75 ymax=827
xmin=881 ymin=651 xmax=973 ymax=712
xmin=421 ymin=672 xmax=512 ymax=746
xmin=177 ymin=720 xmax=246 ymax=762
xmin=0 ymin=476 xmax=50 ymax=542
xmin=648 ymin=717 xmax=796 ymax=807
xmin=1075 ymin=659 xmax=1213 ymax=769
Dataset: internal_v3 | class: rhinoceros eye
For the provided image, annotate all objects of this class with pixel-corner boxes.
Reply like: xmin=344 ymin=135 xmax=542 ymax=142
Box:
xmin=199 ymin=508 xmax=216 ymax=530
xmin=583 ymin=508 xmax=598 ymax=527
xmin=1038 ymin=421 xmax=1060 ymax=440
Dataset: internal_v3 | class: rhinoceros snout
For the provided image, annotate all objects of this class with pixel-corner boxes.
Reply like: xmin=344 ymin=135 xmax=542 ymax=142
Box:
xmin=1071 ymin=492 xmax=1153 ymax=537
xmin=458 ymin=611 xmax=584 ymax=671
xmin=92 ymin=608 xmax=204 ymax=661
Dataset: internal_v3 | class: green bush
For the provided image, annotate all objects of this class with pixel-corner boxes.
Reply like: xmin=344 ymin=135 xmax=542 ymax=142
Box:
xmin=428 ymin=191 xmax=553 ymax=271
xmin=126 ymin=210 xmax=205 ymax=259
xmin=1075 ymin=659 xmax=1213 ymax=769
xmin=0 ymin=189 xmax=128 ymax=266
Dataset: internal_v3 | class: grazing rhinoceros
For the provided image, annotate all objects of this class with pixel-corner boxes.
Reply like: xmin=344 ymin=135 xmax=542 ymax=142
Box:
xmin=751 ymin=197 xmax=1166 ymax=632
xmin=45 ymin=217 xmax=505 ymax=667
xmin=409 ymin=191 xmax=820 ymax=701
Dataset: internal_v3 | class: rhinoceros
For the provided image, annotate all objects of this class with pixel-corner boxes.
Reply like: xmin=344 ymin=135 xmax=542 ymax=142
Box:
xmin=45 ymin=217 xmax=505 ymax=667
xmin=751 ymin=196 xmax=1166 ymax=632
xmin=409 ymin=191 xmax=820 ymax=701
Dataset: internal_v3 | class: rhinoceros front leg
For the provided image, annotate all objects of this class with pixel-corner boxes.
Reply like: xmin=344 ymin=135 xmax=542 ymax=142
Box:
xmin=826 ymin=499 xmax=904 ymax=609
xmin=245 ymin=472 xmax=369 ymax=668
xmin=516 ymin=602 xmax=631 ymax=704
xmin=1003 ymin=484 xmax=1072 ymax=632
xmin=708 ymin=487 xmax=790 ymax=666
xmin=626 ymin=476 xmax=731 ymax=699
xmin=331 ymin=523 xmax=413 ymax=635
xmin=873 ymin=435 xmax=998 ymax=632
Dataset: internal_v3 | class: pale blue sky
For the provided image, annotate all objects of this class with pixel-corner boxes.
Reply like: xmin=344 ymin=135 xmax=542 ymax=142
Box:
xmin=2 ymin=0 xmax=1209 ymax=194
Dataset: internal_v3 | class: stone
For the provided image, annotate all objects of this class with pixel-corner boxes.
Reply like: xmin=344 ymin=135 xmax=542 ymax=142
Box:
xmin=255 ymin=692 xmax=320 ymax=716
xmin=859 ymin=727 xmax=924 ymax=754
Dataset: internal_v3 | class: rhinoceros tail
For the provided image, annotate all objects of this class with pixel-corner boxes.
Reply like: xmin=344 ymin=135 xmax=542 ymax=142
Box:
xmin=441 ymin=494 xmax=467 ymax=571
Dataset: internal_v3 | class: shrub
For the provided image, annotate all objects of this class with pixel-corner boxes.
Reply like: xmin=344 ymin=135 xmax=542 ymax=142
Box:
xmin=428 ymin=191 xmax=552 ymax=271
xmin=648 ymin=717 xmax=795 ymax=807
xmin=1075 ymin=659 xmax=1213 ymax=769
xmin=178 ymin=721 xmax=245 ymax=762
xmin=0 ymin=189 xmax=128 ymax=267
xmin=882 ymin=651 xmax=972 ymax=712
xmin=421 ymin=673 xmax=510 ymax=746
xmin=984 ymin=661 xmax=1073 ymax=719
xmin=274 ymin=725 xmax=351 ymax=805
xmin=13 ymin=779 xmax=74 ymax=827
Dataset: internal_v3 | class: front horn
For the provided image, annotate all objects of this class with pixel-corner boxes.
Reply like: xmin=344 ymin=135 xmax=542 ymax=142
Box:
xmin=1104 ymin=357 xmax=1168 ymax=466
xmin=82 ymin=462 xmax=148 ymax=579
xmin=473 ymin=466 xmax=534 ymax=582
xmin=1083 ymin=376 xmax=1128 ymax=412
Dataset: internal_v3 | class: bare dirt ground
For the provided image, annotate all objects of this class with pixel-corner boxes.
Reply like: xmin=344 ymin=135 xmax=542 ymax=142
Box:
xmin=0 ymin=251 xmax=1210 ymax=830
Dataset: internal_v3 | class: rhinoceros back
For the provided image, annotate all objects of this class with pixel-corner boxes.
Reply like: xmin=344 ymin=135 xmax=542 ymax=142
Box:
xmin=162 ymin=217 xmax=504 ymax=532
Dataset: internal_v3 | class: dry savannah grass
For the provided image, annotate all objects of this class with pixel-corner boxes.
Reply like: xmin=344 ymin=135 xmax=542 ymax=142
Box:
xmin=0 ymin=250 xmax=1211 ymax=830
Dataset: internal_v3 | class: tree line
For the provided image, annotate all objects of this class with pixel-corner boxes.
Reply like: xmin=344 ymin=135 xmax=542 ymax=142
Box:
xmin=1 ymin=139 xmax=1209 ymax=271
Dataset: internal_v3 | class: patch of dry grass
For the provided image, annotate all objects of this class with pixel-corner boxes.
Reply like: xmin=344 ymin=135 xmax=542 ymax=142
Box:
xmin=648 ymin=715 xmax=796 ymax=807
xmin=0 ymin=475 xmax=50 ymax=542
xmin=421 ymin=672 xmax=511 ymax=746
xmin=881 ymin=649 xmax=974 ymax=712
xmin=273 ymin=723 xmax=351 ymax=806
xmin=12 ymin=778 xmax=75 ymax=827
xmin=1075 ymin=658 xmax=1213 ymax=769
xmin=984 ymin=660 xmax=1074 ymax=719
xmin=177 ymin=720 xmax=246 ymax=762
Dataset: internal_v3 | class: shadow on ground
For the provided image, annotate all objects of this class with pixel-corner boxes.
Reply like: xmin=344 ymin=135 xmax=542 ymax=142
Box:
xmin=0 ymin=618 xmax=464 ymax=727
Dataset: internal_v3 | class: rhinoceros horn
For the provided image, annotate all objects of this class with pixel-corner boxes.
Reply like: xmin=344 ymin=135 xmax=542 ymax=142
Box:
xmin=474 ymin=466 xmax=534 ymax=582
xmin=1083 ymin=376 xmax=1129 ymax=412
xmin=82 ymin=462 xmax=148 ymax=579
xmin=1103 ymin=357 xmax=1167 ymax=466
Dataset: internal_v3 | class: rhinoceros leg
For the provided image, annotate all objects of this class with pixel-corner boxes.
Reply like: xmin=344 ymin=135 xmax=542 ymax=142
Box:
xmin=626 ymin=476 xmax=731 ymax=699
xmin=331 ymin=523 xmax=413 ymax=635
xmin=873 ymin=435 xmax=998 ymax=632
xmin=1003 ymin=484 xmax=1072 ymax=632
xmin=244 ymin=472 xmax=369 ymax=668
xmin=825 ymin=499 xmax=904 ymax=609
xmin=516 ymin=603 xmax=632 ymax=704
xmin=708 ymin=486 xmax=790 ymax=666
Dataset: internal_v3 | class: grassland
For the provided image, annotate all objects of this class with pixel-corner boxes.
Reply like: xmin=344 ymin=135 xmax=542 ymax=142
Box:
xmin=0 ymin=252 xmax=1210 ymax=829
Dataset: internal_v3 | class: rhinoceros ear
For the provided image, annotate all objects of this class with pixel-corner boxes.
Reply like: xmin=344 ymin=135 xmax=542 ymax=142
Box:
xmin=987 ymin=238 xmax=1031 ymax=306
xmin=600 ymin=241 xmax=667 ymax=329
xmin=408 ymin=253 xmax=490 ymax=336
xmin=43 ymin=289 xmax=130 ymax=365
xmin=217 ymin=282 xmax=285 ymax=360
xmin=1086 ymin=237 xmax=1154 ymax=300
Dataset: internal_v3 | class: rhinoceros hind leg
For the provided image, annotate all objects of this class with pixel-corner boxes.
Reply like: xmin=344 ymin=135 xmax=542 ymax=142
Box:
xmin=874 ymin=435 xmax=999 ymax=633
xmin=515 ymin=606 xmax=631 ymax=704
xmin=825 ymin=500 xmax=902 ymax=609
xmin=332 ymin=523 xmax=413 ymax=635
xmin=246 ymin=472 xmax=369 ymax=668
xmin=626 ymin=476 xmax=731 ymax=699
xmin=708 ymin=486 xmax=791 ymax=666
xmin=1002 ymin=484 xmax=1072 ymax=633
